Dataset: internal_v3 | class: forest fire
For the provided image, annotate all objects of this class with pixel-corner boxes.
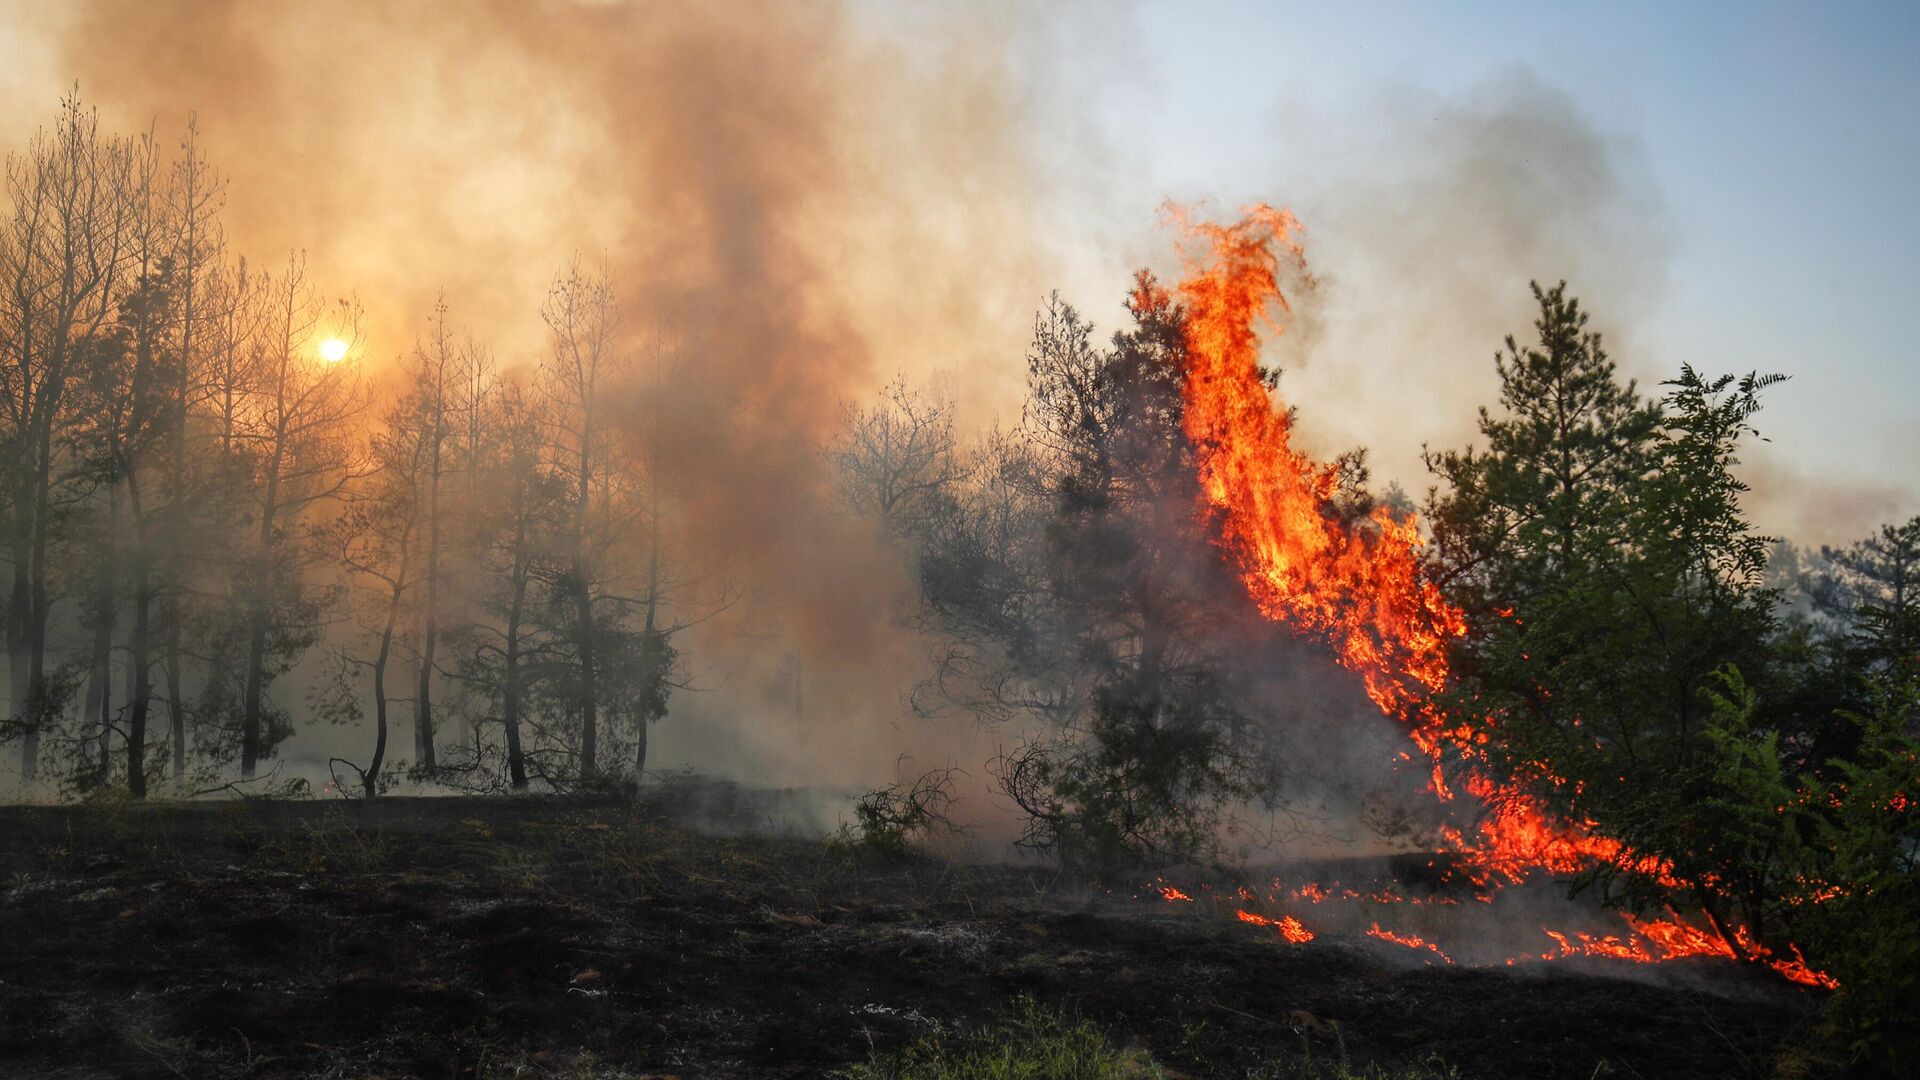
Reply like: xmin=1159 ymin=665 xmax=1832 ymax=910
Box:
xmin=1159 ymin=204 xmax=1838 ymax=991
xmin=0 ymin=4 xmax=1910 ymax=1074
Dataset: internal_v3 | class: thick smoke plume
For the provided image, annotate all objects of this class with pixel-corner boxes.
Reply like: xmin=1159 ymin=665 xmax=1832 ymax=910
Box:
xmin=1248 ymin=73 xmax=1673 ymax=499
xmin=4 ymin=0 xmax=1106 ymax=796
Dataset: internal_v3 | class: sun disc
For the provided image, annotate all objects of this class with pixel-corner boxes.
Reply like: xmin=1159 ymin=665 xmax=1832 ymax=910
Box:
xmin=318 ymin=337 xmax=349 ymax=362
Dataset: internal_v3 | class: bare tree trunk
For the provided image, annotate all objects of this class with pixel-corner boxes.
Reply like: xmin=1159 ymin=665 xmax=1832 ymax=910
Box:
xmin=573 ymin=400 xmax=597 ymax=777
xmin=84 ymin=487 xmax=119 ymax=786
xmin=574 ymin=574 xmax=596 ymax=777
xmin=20 ymin=427 xmax=57 ymax=782
xmin=367 ymin=581 xmax=403 ymax=799
xmin=503 ymin=595 xmax=527 ymax=791
xmin=165 ymin=117 xmax=213 ymax=789
xmin=6 ymin=459 xmax=42 ymax=785
xmin=459 ymin=350 xmax=486 ymax=749
xmin=501 ymin=479 xmax=532 ymax=792
xmin=415 ymin=315 xmax=448 ymax=771
xmin=125 ymin=552 xmax=151 ymax=798
xmin=239 ymin=316 xmax=291 ymax=783
xmin=239 ymin=611 xmax=269 ymax=779
xmin=6 ymin=545 xmax=28 ymax=769
xmin=415 ymin=627 xmax=437 ymax=768
xmin=122 ymin=470 xmax=154 ymax=798
xmin=165 ymin=646 xmax=185 ymax=783
xmin=161 ymin=307 xmax=190 ymax=782
xmin=240 ymin=465 xmax=280 ymax=780
xmin=84 ymin=612 xmax=113 ymax=784
xmin=637 ymin=488 xmax=662 ymax=779
xmin=416 ymin=476 xmax=441 ymax=773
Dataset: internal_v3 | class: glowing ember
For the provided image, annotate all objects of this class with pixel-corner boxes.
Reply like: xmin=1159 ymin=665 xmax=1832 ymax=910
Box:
xmin=1538 ymin=927 xmax=1652 ymax=963
xmin=1237 ymin=909 xmax=1315 ymax=943
xmin=1366 ymin=922 xmax=1453 ymax=964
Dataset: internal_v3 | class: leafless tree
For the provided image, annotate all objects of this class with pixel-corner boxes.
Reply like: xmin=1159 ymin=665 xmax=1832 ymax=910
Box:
xmin=457 ymin=382 xmax=563 ymax=790
xmin=160 ymin=113 xmax=225 ymax=784
xmin=324 ymin=389 xmax=430 ymax=797
xmin=828 ymin=375 xmax=965 ymax=539
xmin=79 ymin=126 xmax=173 ymax=796
xmin=0 ymin=92 xmax=137 ymax=783
xmin=233 ymin=253 xmax=367 ymax=778
xmin=538 ymin=257 xmax=624 ymax=778
xmin=407 ymin=296 xmax=458 ymax=771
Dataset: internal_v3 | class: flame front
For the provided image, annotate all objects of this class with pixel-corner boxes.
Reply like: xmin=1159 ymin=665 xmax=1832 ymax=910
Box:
xmin=1162 ymin=203 xmax=1834 ymax=990
xmin=1237 ymin=908 xmax=1315 ymax=943
xmin=1366 ymin=922 xmax=1454 ymax=964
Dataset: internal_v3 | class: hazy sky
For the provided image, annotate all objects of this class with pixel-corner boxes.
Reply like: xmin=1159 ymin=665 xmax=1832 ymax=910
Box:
xmin=1 ymin=0 xmax=1914 ymax=547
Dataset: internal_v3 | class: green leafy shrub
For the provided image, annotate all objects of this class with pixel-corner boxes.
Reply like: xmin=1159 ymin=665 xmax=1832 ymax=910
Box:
xmin=1689 ymin=668 xmax=1918 ymax=1073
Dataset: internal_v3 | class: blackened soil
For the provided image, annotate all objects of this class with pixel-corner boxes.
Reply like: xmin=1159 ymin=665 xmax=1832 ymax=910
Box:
xmin=0 ymin=790 xmax=1820 ymax=1079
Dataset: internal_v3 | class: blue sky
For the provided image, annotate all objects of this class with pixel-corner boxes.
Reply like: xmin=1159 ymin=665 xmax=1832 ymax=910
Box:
xmin=1061 ymin=1 xmax=1919 ymax=542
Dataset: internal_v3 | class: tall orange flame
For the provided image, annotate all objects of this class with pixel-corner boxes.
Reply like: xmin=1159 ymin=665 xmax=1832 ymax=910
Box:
xmin=1167 ymin=204 xmax=1464 ymax=746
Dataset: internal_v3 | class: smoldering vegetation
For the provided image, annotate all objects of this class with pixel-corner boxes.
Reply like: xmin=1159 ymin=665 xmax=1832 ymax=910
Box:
xmin=0 ymin=793 xmax=1815 ymax=1080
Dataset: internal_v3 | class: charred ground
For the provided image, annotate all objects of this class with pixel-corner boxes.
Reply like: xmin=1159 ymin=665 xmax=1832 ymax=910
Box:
xmin=0 ymin=787 xmax=1819 ymax=1079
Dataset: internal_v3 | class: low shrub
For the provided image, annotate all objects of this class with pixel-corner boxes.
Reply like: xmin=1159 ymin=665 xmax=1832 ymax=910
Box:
xmin=834 ymin=765 xmax=964 ymax=860
xmin=841 ymin=996 xmax=1157 ymax=1080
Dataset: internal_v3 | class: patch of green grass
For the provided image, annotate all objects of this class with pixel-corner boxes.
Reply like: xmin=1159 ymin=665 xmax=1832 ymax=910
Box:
xmin=849 ymin=999 xmax=1468 ymax=1080
xmin=842 ymin=997 xmax=1161 ymax=1080
xmin=552 ymin=815 xmax=675 ymax=899
xmin=1249 ymin=1044 xmax=1462 ymax=1080
xmin=1167 ymin=1013 xmax=1461 ymax=1080
xmin=256 ymin=812 xmax=391 ymax=877
xmin=475 ymin=1047 xmax=652 ymax=1079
